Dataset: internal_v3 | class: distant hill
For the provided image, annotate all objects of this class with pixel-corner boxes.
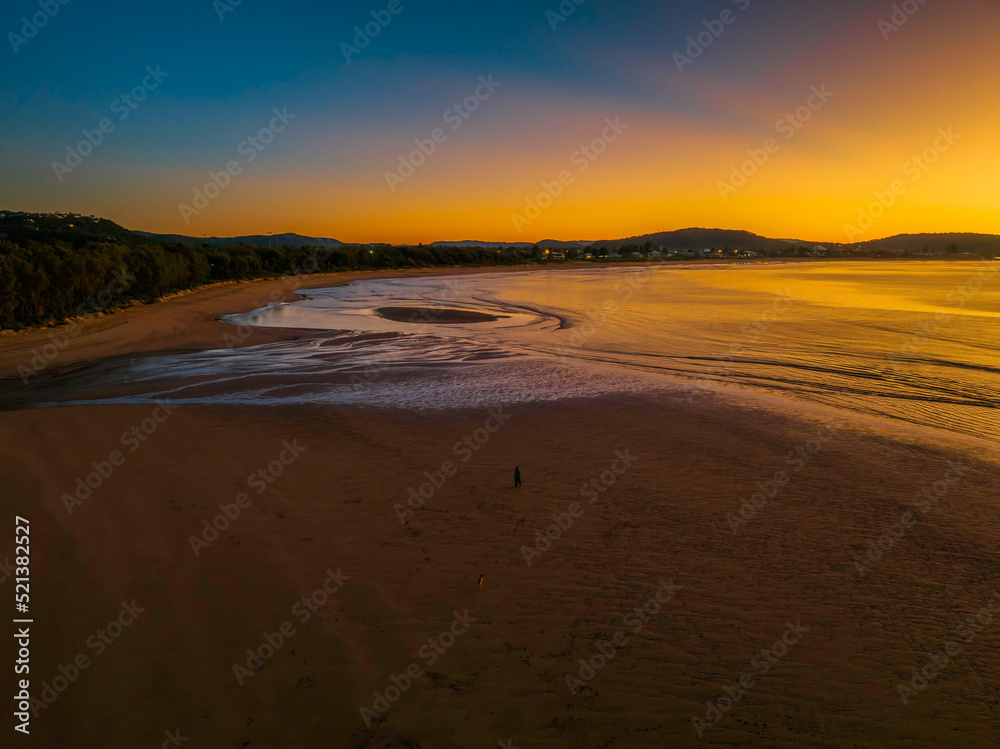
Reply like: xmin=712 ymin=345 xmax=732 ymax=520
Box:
xmin=429 ymin=239 xmax=592 ymax=249
xmin=850 ymin=233 xmax=1000 ymax=254
xmin=429 ymin=240 xmax=532 ymax=249
xmin=134 ymin=231 xmax=343 ymax=248
xmin=433 ymin=231 xmax=1000 ymax=253
xmin=534 ymin=239 xmax=594 ymax=249
xmin=5 ymin=209 xmax=998 ymax=256
xmin=587 ymin=228 xmax=798 ymax=251
xmin=0 ymin=210 xmax=150 ymax=247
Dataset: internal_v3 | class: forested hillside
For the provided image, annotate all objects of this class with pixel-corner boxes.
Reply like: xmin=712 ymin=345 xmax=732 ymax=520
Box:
xmin=0 ymin=212 xmax=528 ymax=330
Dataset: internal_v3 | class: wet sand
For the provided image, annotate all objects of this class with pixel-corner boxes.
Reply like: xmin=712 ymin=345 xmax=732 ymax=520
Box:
xmin=0 ymin=265 xmax=566 ymax=382
xmin=375 ymin=307 xmax=507 ymax=324
xmin=2 ymin=268 xmax=1000 ymax=747
xmin=0 ymin=259 xmax=775 ymax=381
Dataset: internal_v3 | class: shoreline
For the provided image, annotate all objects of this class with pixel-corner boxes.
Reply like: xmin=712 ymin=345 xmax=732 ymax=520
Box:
xmin=0 ymin=264 xmax=560 ymax=381
xmin=0 ymin=258 xmax=770 ymax=381
xmin=3 ymin=256 xmax=992 ymax=381
xmin=3 ymin=260 xmax=999 ymax=460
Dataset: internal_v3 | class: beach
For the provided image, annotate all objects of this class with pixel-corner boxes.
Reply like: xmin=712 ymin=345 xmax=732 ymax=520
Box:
xmin=3 ymin=264 xmax=1000 ymax=747
xmin=0 ymin=266 xmax=555 ymax=382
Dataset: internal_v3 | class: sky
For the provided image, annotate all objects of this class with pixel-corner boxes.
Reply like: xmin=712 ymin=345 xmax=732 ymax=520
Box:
xmin=1 ymin=0 xmax=999 ymax=244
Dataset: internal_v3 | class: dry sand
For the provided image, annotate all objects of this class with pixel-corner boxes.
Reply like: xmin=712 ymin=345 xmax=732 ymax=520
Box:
xmin=2 ymin=268 xmax=1000 ymax=747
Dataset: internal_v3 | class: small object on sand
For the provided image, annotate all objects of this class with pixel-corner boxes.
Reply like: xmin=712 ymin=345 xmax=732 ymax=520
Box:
xmin=478 ymin=574 xmax=484 ymax=588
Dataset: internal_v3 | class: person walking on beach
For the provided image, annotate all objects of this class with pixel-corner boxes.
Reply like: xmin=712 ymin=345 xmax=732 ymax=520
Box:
xmin=514 ymin=466 xmax=522 ymax=487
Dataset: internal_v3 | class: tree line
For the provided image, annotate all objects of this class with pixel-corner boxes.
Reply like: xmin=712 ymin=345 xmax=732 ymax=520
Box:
xmin=0 ymin=235 xmax=528 ymax=330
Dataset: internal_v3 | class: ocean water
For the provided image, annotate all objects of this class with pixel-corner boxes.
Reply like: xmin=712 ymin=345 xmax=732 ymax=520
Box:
xmin=33 ymin=262 xmax=1000 ymax=443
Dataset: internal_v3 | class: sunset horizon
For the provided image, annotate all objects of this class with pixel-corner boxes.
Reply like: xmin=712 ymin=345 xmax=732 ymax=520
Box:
xmin=11 ymin=206 xmax=1000 ymax=247
xmin=4 ymin=1 xmax=999 ymax=245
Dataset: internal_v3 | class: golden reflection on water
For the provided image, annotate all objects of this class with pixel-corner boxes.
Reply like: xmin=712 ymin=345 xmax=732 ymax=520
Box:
xmin=487 ymin=261 xmax=1000 ymax=443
